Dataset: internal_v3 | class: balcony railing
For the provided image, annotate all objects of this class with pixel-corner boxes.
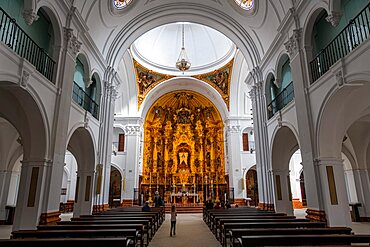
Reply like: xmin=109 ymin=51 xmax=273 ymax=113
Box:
xmin=310 ymin=2 xmax=370 ymax=83
xmin=72 ymin=81 xmax=99 ymax=119
xmin=267 ymin=81 xmax=294 ymax=119
xmin=0 ymin=7 xmax=55 ymax=81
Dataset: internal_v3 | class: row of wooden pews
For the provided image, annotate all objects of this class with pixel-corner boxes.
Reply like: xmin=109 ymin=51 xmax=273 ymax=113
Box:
xmin=0 ymin=206 xmax=165 ymax=247
xmin=204 ymin=207 xmax=370 ymax=247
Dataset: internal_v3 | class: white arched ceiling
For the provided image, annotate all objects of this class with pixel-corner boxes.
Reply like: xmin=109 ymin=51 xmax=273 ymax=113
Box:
xmin=73 ymin=0 xmax=293 ymax=70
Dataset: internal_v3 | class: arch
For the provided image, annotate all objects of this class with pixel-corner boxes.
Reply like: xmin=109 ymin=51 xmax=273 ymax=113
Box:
xmin=275 ymin=53 xmax=290 ymax=89
xmin=91 ymin=71 xmax=103 ymax=105
xmin=67 ymin=127 xmax=96 ymax=172
xmin=76 ymin=53 xmax=92 ymax=88
xmin=271 ymin=126 xmax=300 ymax=171
xmin=140 ymin=77 xmax=229 ymax=121
xmin=0 ymin=83 xmax=48 ymax=160
xmin=106 ymin=3 xmax=260 ymax=71
xmin=316 ymin=78 xmax=370 ymax=159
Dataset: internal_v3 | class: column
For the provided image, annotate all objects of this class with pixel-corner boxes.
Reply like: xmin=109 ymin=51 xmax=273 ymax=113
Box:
xmin=123 ymin=122 xmax=141 ymax=203
xmin=316 ymin=158 xmax=351 ymax=226
xmin=13 ymin=160 xmax=50 ymax=230
xmin=284 ymin=29 xmax=324 ymax=219
xmin=272 ymin=169 xmax=294 ymax=216
xmin=353 ymin=169 xmax=370 ymax=219
xmin=42 ymin=25 xmax=82 ymax=224
xmin=225 ymin=120 xmax=242 ymax=203
xmin=0 ymin=171 xmax=12 ymax=223
xmin=73 ymin=170 xmax=95 ymax=217
xmin=98 ymin=72 xmax=118 ymax=210
xmin=249 ymin=68 xmax=274 ymax=210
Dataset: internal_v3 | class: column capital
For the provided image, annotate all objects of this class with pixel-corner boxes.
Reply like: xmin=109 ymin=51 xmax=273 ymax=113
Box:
xmin=326 ymin=11 xmax=342 ymax=27
xmin=124 ymin=124 xmax=141 ymax=136
xmin=284 ymin=29 xmax=302 ymax=59
xmin=63 ymin=27 xmax=82 ymax=58
xmin=22 ymin=9 xmax=39 ymax=25
xmin=314 ymin=157 xmax=344 ymax=167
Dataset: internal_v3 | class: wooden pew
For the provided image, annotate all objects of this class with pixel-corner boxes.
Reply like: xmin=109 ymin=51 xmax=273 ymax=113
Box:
xmin=11 ymin=229 xmax=139 ymax=246
xmin=0 ymin=238 xmax=132 ymax=247
xmin=216 ymin=218 xmax=308 ymax=238
xmin=228 ymin=227 xmax=352 ymax=247
xmin=58 ymin=219 xmax=152 ymax=243
xmin=211 ymin=215 xmax=297 ymax=232
xmin=220 ymin=221 xmax=326 ymax=246
xmin=98 ymin=211 xmax=162 ymax=225
xmin=236 ymin=234 xmax=370 ymax=246
xmin=37 ymin=224 xmax=145 ymax=247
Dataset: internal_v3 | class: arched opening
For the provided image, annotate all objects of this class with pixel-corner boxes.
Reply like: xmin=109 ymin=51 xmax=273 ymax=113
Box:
xmin=0 ymin=83 xmax=48 ymax=231
xmin=305 ymin=1 xmax=370 ymax=82
xmin=109 ymin=166 xmax=122 ymax=208
xmin=245 ymin=165 xmax=258 ymax=206
xmin=66 ymin=127 xmax=96 ymax=217
xmin=141 ymin=90 xmax=226 ymax=206
xmin=59 ymin=151 xmax=78 ymax=215
xmin=288 ymin=150 xmax=306 ymax=210
xmin=271 ymin=126 xmax=301 ymax=216
xmin=72 ymin=55 xmax=99 ymax=119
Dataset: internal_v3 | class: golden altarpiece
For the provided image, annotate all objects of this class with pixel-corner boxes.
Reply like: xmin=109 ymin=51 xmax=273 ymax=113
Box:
xmin=140 ymin=91 xmax=227 ymax=204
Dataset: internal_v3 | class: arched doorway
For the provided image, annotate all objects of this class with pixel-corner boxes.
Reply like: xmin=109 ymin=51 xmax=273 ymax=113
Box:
xmin=271 ymin=126 xmax=301 ymax=216
xmin=245 ymin=165 xmax=258 ymax=206
xmin=66 ymin=127 xmax=96 ymax=217
xmin=109 ymin=166 xmax=122 ymax=208
xmin=141 ymin=90 xmax=226 ymax=205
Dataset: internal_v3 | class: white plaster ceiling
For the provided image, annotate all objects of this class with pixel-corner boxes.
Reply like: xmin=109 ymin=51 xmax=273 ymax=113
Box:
xmin=131 ymin=22 xmax=236 ymax=76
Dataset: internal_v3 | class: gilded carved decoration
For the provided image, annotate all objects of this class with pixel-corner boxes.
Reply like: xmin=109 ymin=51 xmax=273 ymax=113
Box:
xmin=142 ymin=91 xmax=226 ymax=202
xmin=134 ymin=59 xmax=233 ymax=110
xmin=193 ymin=59 xmax=233 ymax=109
xmin=134 ymin=60 xmax=174 ymax=109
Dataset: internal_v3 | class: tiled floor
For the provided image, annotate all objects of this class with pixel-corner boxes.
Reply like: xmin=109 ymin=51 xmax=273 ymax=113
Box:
xmin=148 ymin=214 xmax=221 ymax=247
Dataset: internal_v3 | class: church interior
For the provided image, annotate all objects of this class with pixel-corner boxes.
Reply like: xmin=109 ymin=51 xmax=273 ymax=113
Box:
xmin=2 ymin=0 xmax=370 ymax=246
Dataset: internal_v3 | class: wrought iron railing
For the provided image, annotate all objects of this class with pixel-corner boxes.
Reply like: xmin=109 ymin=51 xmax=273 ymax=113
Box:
xmin=72 ymin=81 xmax=99 ymax=119
xmin=267 ymin=81 xmax=294 ymax=119
xmin=310 ymin=3 xmax=370 ymax=83
xmin=0 ymin=7 xmax=55 ymax=81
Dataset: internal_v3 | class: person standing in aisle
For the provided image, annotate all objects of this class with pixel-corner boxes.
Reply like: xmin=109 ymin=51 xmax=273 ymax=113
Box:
xmin=170 ymin=204 xmax=177 ymax=237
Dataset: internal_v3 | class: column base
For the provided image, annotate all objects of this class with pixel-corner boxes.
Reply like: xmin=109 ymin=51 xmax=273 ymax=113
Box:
xmin=93 ymin=204 xmax=110 ymax=213
xmin=39 ymin=211 xmax=61 ymax=225
xmin=121 ymin=199 xmax=134 ymax=207
xmin=292 ymin=198 xmax=303 ymax=209
xmin=306 ymin=208 xmax=326 ymax=222
xmin=258 ymin=202 xmax=275 ymax=211
xmin=234 ymin=198 xmax=245 ymax=206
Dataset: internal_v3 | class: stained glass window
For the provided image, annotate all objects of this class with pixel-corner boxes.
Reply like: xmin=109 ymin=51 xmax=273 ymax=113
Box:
xmin=113 ymin=0 xmax=133 ymax=9
xmin=234 ymin=0 xmax=254 ymax=11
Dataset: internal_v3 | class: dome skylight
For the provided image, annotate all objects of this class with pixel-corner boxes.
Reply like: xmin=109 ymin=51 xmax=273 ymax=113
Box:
xmin=113 ymin=0 xmax=133 ymax=9
xmin=234 ymin=0 xmax=254 ymax=11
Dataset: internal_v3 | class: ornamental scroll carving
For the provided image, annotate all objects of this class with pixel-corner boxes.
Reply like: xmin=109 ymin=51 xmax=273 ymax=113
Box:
xmin=134 ymin=59 xmax=233 ymax=110
xmin=134 ymin=60 xmax=174 ymax=109
xmin=142 ymin=91 xmax=226 ymax=191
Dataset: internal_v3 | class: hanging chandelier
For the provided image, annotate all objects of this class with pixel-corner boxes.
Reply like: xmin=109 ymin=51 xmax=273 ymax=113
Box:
xmin=176 ymin=23 xmax=191 ymax=72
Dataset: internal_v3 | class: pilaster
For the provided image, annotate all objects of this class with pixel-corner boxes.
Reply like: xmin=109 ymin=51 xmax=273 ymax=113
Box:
xmin=0 ymin=171 xmax=12 ymax=223
xmin=13 ymin=160 xmax=50 ymax=231
xmin=315 ymin=158 xmax=351 ymax=226
xmin=73 ymin=170 xmax=95 ymax=217
xmin=272 ymin=169 xmax=294 ymax=216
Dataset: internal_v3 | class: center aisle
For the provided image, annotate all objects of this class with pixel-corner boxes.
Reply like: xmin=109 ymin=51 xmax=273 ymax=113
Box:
xmin=149 ymin=214 xmax=221 ymax=247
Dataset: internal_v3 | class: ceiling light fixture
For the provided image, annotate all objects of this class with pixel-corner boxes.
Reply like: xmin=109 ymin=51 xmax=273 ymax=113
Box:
xmin=176 ymin=23 xmax=191 ymax=72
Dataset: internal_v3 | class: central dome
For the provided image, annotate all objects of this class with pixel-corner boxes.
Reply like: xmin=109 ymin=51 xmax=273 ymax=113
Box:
xmin=131 ymin=22 xmax=236 ymax=76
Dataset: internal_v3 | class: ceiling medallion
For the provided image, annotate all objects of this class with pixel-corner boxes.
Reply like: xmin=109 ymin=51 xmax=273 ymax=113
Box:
xmin=113 ymin=0 xmax=133 ymax=9
xmin=175 ymin=24 xmax=191 ymax=72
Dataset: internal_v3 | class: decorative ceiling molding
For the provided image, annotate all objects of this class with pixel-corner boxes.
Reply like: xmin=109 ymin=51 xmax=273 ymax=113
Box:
xmin=134 ymin=59 xmax=233 ymax=110
xmin=134 ymin=59 xmax=174 ymax=109
xmin=193 ymin=59 xmax=233 ymax=110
